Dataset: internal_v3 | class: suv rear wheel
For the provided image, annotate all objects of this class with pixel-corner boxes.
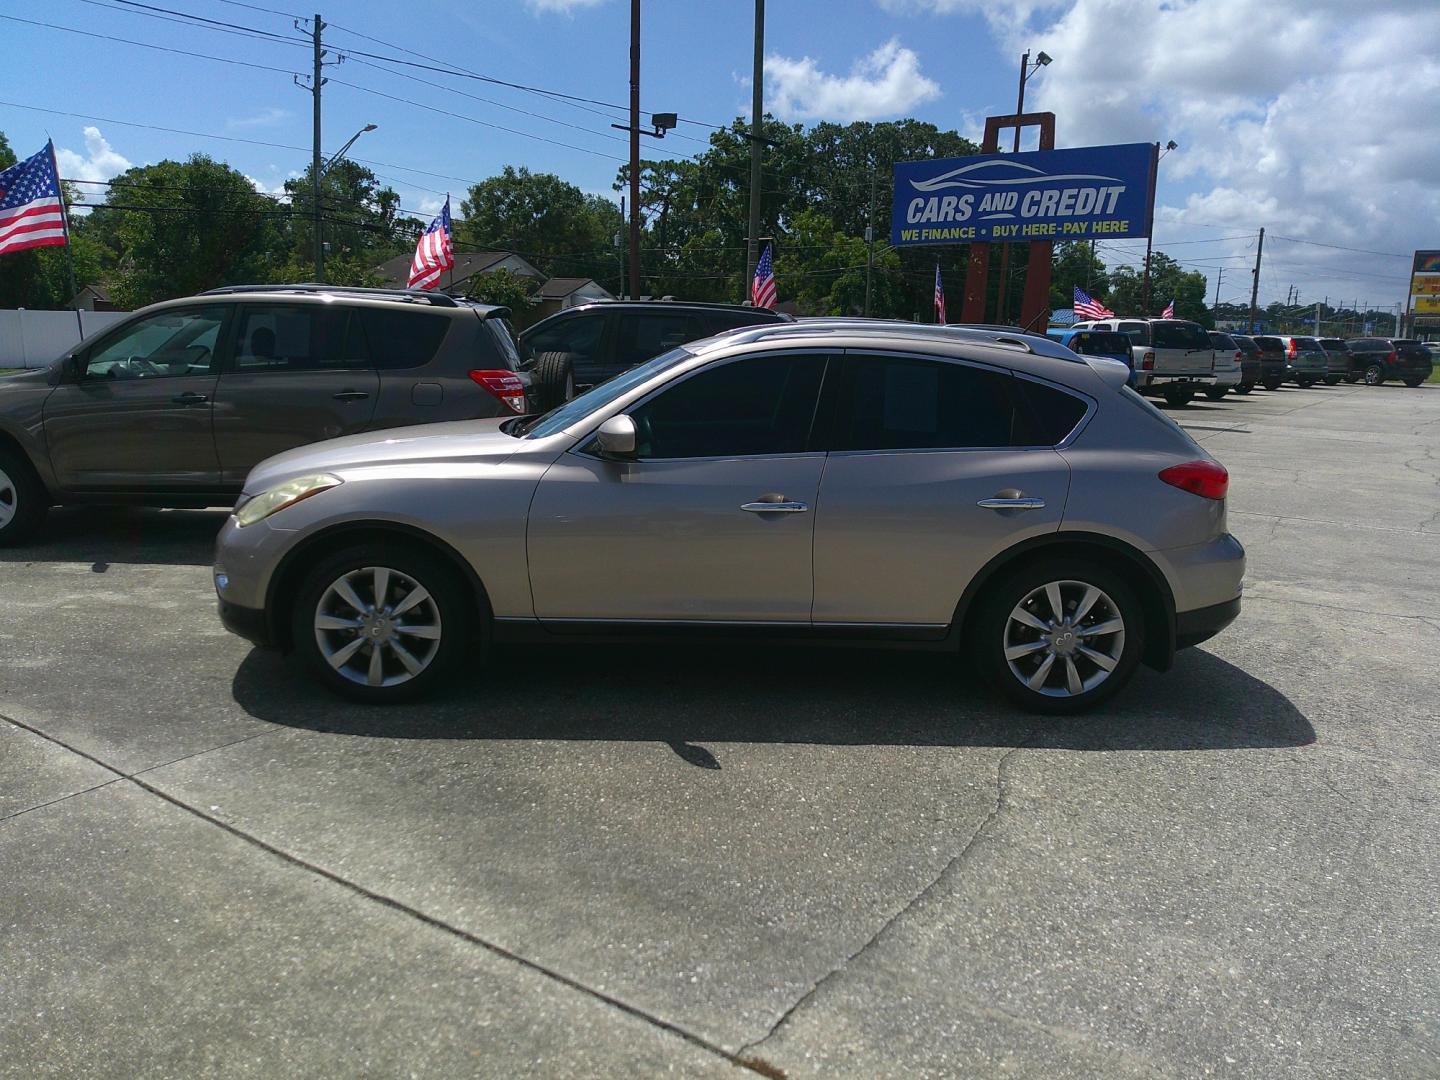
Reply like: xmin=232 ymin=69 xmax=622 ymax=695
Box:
xmin=1203 ymin=387 xmax=1229 ymax=401
xmin=0 ymin=447 xmax=47 ymax=547
xmin=531 ymin=351 xmax=577 ymax=412
xmin=1363 ymin=364 xmax=1386 ymax=386
xmin=292 ymin=544 xmax=473 ymax=703
xmin=973 ymin=560 xmax=1143 ymax=714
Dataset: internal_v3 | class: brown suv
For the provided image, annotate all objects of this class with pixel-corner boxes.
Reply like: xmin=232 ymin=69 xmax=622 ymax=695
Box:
xmin=0 ymin=285 xmax=528 ymax=545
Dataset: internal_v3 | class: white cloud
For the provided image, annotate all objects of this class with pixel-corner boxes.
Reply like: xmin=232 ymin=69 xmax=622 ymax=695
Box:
xmin=766 ymin=39 xmax=941 ymax=122
xmin=54 ymin=127 xmax=132 ymax=191
xmin=525 ymin=0 xmax=606 ymax=12
xmin=227 ymin=107 xmax=292 ymax=131
xmin=976 ymin=0 xmax=1440 ymax=303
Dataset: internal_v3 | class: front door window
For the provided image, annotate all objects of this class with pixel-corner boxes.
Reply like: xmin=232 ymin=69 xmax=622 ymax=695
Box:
xmin=84 ymin=306 xmax=226 ymax=379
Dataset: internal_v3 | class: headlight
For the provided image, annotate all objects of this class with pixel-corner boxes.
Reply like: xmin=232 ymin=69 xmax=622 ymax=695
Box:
xmin=234 ymin=473 xmax=342 ymax=527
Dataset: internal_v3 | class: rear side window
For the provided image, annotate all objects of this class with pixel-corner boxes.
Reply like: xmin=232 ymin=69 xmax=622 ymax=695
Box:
xmin=482 ymin=319 xmax=522 ymax=370
xmin=832 ymin=356 xmax=1023 ymax=451
xmin=615 ymin=313 xmax=705 ymax=370
xmin=1319 ymin=339 xmax=1346 ymax=350
xmin=1153 ymin=321 xmax=1212 ymax=350
xmin=1013 ymin=379 xmax=1088 ymax=445
xmin=1117 ymin=321 xmax=1149 ymax=344
xmin=353 ymin=308 xmax=452 ymax=370
xmin=1348 ymin=338 xmax=1384 ymax=349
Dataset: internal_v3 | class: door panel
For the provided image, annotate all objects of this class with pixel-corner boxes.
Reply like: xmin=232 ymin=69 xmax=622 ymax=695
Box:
xmin=43 ymin=375 xmax=221 ymax=489
xmin=41 ymin=304 xmax=227 ymax=490
xmin=813 ymin=449 xmax=1070 ymax=625
xmin=528 ymin=453 xmax=824 ymax=621
xmin=212 ymin=304 xmax=379 ymax=483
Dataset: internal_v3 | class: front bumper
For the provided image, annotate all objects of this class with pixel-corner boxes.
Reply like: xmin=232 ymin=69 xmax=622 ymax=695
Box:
xmin=1176 ymin=596 xmax=1241 ymax=649
xmin=218 ymin=597 xmax=272 ymax=648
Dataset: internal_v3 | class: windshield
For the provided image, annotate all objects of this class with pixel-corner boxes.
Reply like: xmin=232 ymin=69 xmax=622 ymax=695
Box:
xmin=521 ymin=345 xmax=694 ymax=438
xmin=1076 ymin=332 xmax=1133 ymax=355
xmin=1152 ymin=321 xmax=1212 ymax=350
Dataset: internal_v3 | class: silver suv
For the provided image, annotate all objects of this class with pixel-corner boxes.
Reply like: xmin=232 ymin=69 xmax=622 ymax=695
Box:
xmin=214 ymin=322 xmax=1245 ymax=714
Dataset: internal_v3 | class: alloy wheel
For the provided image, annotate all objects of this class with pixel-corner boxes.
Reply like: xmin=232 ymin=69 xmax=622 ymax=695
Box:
xmin=313 ymin=565 xmax=443 ymax=688
xmin=0 ymin=465 xmax=15 ymax=530
xmin=1003 ymin=580 xmax=1126 ymax=698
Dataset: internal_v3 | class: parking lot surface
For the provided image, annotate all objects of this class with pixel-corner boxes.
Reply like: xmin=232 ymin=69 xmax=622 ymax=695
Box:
xmin=2 ymin=383 xmax=1436 ymax=1079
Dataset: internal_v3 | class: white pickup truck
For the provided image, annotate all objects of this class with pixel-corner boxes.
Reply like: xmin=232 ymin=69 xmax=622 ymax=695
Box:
xmin=1070 ymin=317 xmax=1220 ymax=406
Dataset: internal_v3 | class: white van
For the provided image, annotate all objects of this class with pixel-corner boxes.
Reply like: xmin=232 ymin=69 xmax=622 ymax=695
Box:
xmin=1071 ymin=317 xmax=1216 ymax=406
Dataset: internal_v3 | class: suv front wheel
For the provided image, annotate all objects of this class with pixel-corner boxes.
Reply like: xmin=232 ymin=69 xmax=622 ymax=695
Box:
xmin=292 ymin=544 xmax=473 ymax=703
xmin=0 ymin=446 xmax=47 ymax=547
xmin=973 ymin=561 xmax=1144 ymax=714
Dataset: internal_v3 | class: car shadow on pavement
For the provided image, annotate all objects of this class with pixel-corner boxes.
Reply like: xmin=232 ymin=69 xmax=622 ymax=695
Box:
xmin=231 ymin=643 xmax=1314 ymax=759
xmin=0 ymin=506 xmax=227 ymax=568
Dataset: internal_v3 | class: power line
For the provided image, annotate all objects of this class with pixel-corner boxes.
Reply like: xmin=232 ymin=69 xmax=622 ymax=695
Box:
xmin=206 ymin=0 xmax=303 ymax=19
xmin=82 ymin=0 xmax=305 ymax=44
xmin=71 ymin=0 xmax=307 ymax=47
xmin=1268 ymin=234 xmax=1410 ymax=259
xmin=1 ymin=13 xmax=302 ymax=76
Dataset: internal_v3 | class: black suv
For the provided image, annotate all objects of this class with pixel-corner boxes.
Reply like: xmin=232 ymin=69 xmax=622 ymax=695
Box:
xmin=0 ymin=285 xmax=528 ymax=545
xmin=518 ymin=301 xmax=792 ymax=407
xmin=1344 ymin=338 xmax=1434 ymax=387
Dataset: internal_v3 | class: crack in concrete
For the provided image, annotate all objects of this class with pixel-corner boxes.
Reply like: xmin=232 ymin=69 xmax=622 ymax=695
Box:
xmin=1242 ymin=591 xmax=1440 ymax=634
xmin=0 ymin=710 xmax=773 ymax=1078
xmin=738 ymin=737 xmax=1036 ymax=1057
xmin=1230 ymin=510 xmax=1429 ymax=537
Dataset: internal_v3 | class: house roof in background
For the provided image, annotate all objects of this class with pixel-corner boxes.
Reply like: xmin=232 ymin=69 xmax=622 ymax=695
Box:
xmin=538 ymin=276 xmax=608 ymax=299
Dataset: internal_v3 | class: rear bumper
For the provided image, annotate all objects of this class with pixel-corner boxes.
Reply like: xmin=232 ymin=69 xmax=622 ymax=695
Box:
xmin=1176 ymin=596 xmax=1241 ymax=649
xmin=1137 ymin=372 xmax=1216 ymax=389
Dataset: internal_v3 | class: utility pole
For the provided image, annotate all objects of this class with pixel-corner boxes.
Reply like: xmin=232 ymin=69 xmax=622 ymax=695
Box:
xmin=627 ymin=0 xmax=641 ymax=300
xmin=1315 ymin=300 xmax=1322 ymax=336
xmin=864 ymin=170 xmax=875 ymax=317
xmin=746 ymin=0 xmax=765 ymax=294
xmin=309 ymin=13 xmax=325 ymax=282
xmin=1247 ymin=226 xmax=1264 ymax=332
xmin=1212 ymin=267 xmax=1224 ymax=321
xmin=1395 ymin=302 xmax=1402 ymax=337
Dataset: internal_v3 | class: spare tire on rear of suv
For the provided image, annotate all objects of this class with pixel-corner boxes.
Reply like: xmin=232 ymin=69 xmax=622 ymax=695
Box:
xmin=531 ymin=351 xmax=577 ymax=411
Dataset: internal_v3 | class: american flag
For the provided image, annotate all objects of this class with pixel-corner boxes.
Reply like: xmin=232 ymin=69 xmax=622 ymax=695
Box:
xmin=751 ymin=242 xmax=777 ymax=309
xmin=934 ymin=264 xmax=947 ymax=323
xmin=0 ymin=142 xmax=68 ymax=258
xmin=1161 ymin=299 xmax=1175 ymax=318
xmin=1074 ymin=285 xmax=1114 ymax=320
xmin=408 ymin=197 xmax=454 ymax=290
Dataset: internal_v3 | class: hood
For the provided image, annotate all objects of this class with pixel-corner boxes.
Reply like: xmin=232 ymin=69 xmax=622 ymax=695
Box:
xmin=244 ymin=417 xmax=521 ymax=494
xmin=0 ymin=364 xmax=59 ymax=389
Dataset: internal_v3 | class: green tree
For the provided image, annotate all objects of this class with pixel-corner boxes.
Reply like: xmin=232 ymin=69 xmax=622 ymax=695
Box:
xmin=86 ymin=155 xmax=282 ymax=308
xmin=1049 ymin=241 xmax=1110 ymax=312
xmin=773 ymin=208 xmax=905 ymax=316
xmin=1106 ymin=252 xmax=1210 ymax=326
xmin=459 ymin=167 xmax=621 ymax=287
xmin=276 ymin=160 xmax=406 ymax=285
xmin=464 ymin=267 xmax=536 ymax=324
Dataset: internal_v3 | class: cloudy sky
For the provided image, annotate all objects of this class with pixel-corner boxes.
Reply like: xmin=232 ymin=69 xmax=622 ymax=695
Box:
xmin=5 ymin=0 xmax=1436 ymax=309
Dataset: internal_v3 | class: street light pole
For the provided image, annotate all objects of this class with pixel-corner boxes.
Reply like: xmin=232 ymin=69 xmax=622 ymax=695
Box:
xmin=321 ymin=123 xmax=378 ymax=175
xmin=1141 ymin=139 xmax=1176 ymax=315
xmin=996 ymin=49 xmax=1050 ymax=324
xmin=627 ymin=0 xmax=641 ymax=300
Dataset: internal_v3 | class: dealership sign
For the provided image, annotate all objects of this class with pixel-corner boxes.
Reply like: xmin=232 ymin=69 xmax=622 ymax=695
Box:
xmin=1410 ymin=250 xmax=1440 ymax=323
xmin=891 ymin=142 xmax=1156 ymax=247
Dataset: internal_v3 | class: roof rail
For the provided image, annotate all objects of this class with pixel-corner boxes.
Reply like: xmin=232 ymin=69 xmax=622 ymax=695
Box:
xmin=201 ymin=283 xmax=460 ymax=307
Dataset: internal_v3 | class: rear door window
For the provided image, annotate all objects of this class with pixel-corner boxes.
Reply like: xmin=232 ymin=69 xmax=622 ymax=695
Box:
xmin=615 ymin=313 xmax=706 ymax=370
xmin=234 ymin=305 xmax=351 ymax=371
xmin=1116 ymin=321 xmax=1149 ymax=345
xmin=354 ymin=308 xmax=452 ymax=370
xmin=831 ymin=355 xmax=1023 ymax=451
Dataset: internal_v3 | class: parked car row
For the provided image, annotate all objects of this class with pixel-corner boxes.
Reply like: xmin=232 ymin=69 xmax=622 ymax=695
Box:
xmin=1059 ymin=317 xmax=1431 ymax=403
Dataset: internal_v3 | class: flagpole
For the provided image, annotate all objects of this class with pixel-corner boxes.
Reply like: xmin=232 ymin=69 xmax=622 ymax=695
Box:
xmin=49 ymin=141 xmax=78 ymax=309
xmin=445 ymin=194 xmax=452 ymax=294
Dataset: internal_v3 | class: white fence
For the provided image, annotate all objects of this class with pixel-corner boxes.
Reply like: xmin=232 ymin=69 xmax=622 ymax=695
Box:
xmin=0 ymin=309 xmax=130 ymax=369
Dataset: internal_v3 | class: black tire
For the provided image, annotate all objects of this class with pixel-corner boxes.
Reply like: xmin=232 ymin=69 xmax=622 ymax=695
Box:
xmin=1324 ymin=375 xmax=1342 ymax=386
xmin=1203 ymin=387 xmax=1229 ymax=401
xmin=1233 ymin=382 xmax=1254 ymax=395
xmin=291 ymin=542 xmax=475 ymax=704
xmin=1344 ymin=372 xmax=1360 ymax=384
xmin=1162 ymin=387 xmax=1194 ymax=407
xmin=531 ymin=351 xmax=577 ymax=412
xmin=1297 ymin=377 xmax=1316 ymax=388
xmin=1404 ymin=378 xmax=1424 ymax=388
xmin=1363 ymin=364 xmax=1385 ymax=386
xmin=972 ymin=559 xmax=1145 ymax=715
xmin=1262 ymin=379 xmax=1282 ymax=391
xmin=0 ymin=446 xmax=48 ymax=547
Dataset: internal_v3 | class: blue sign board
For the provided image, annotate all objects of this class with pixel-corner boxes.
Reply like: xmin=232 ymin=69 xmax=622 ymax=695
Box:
xmin=891 ymin=142 xmax=1156 ymax=247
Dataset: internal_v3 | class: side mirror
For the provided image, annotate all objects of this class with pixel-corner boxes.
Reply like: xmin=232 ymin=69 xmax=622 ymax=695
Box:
xmin=595 ymin=414 xmax=637 ymax=459
xmin=68 ymin=354 xmax=87 ymax=380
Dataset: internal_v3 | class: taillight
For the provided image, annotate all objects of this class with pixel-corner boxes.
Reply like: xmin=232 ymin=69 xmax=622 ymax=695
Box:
xmin=469 ymin=369 xmax=527 ymax=413
xmin=1159 ymin=460 xmax=1229 ymax=501
xmin=1233 ymin=350 xmax=1243 ymax=363
xmin=1287 ymin=340 xmax=1297 ymax=359
xmin=1141 ymin=351 xmax=1156 ymax=370
xmin=1386 ymin=350 xmax=1398 ymax=365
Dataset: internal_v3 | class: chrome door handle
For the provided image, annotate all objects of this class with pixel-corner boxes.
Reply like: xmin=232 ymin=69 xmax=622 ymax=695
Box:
xmin=741 ymin=499 xmax=809 ymax=513
xmin=977 ymin=496 xmax=1046 ymax=510
xmin=170 ymin=392 xmax=208 ymax=405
